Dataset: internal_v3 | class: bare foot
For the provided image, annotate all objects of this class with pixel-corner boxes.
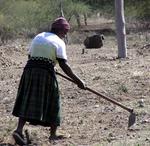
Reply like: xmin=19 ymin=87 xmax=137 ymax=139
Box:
xmin=12 ymin=131 xmax=27 ymax=145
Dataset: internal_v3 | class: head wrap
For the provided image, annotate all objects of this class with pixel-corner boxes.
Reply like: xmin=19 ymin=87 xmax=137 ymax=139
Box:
xmin=51 ymin=17 xmax=70 ymax=30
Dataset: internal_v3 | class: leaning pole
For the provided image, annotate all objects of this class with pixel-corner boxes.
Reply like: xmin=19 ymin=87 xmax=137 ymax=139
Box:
xmin=115 ymin=0 xmax=127 ymax=58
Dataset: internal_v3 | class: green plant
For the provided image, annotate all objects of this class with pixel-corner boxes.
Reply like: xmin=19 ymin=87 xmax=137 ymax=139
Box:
xmin=118 ymin=84 xmax=128 ymax=93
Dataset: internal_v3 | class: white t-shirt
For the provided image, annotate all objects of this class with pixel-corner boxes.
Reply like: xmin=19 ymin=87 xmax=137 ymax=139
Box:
xmin=28 ymin=32 xmax=67 ymax=65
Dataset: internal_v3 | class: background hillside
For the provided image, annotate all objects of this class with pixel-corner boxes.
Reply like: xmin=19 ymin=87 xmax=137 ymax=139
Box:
xmin=0 ymin=0 xmax=149 ymax=41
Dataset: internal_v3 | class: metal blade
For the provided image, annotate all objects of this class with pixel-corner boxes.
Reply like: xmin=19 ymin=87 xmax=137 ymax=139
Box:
xmin=128 ymin=112 xmax=136 ymax=128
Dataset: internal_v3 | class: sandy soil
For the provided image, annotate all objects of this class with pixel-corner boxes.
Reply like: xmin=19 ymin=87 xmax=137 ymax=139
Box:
xmin=0 ymin=30 xmax=150 ymax=146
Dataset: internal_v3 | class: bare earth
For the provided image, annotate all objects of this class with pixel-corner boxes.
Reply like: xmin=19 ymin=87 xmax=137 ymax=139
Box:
xmin=0 ymin=29 xmax=150 ymax=146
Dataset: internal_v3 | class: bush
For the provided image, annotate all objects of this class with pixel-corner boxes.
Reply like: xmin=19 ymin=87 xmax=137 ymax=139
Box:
xmin=0 ymin=0 xmax=90 ymax=37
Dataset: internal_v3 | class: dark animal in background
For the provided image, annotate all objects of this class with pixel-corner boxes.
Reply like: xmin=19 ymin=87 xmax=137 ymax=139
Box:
xmin=84 ymin=34 xmax=104 ymax=48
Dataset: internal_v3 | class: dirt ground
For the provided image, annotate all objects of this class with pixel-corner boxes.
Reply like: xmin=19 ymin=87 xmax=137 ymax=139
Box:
xmin=0 ymin=25 xmax=150 ymax=146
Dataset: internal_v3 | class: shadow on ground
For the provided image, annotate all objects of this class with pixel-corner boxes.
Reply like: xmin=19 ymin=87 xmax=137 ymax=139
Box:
xmin=0 ymin=143 xmax=14 ymax=146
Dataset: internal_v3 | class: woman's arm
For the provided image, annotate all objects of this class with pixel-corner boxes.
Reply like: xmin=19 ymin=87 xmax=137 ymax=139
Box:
xmin=57 ymin=58 xmax=85 ymax=89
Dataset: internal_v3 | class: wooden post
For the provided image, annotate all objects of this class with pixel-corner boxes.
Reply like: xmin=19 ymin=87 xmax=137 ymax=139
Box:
xmin=115 ymin=0 xmax=127 ymax=58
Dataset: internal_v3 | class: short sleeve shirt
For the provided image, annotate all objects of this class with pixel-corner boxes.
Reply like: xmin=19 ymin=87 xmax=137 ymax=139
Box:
xmin=28 ymin=32 xmax=67 ymax=65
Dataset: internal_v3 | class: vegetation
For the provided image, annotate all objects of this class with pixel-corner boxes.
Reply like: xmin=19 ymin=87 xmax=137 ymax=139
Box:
xmin=0 ymin=0 xmax=149 ymax=39
xmin=75 ymin=0 xmax=150 ymax=20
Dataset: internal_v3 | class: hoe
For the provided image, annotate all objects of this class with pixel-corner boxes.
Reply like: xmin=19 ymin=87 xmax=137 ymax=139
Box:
xmin=56 ymin=71 xmax=136 ymax=128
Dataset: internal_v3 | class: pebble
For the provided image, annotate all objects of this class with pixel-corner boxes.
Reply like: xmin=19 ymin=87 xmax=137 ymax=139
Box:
xmin=138 ymin=98 xmax=144 ymax=107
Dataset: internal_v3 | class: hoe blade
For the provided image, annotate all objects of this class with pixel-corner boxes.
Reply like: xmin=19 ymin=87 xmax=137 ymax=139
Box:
xmin=128 ymin=112 xmax=136 ymax=128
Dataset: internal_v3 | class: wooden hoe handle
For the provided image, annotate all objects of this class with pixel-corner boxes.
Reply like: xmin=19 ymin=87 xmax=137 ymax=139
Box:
xmin=56 ymin=71 xmax=133 ymax=113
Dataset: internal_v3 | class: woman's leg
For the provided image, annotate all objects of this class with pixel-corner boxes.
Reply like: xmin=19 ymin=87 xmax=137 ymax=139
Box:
xmin=15 ymin=117 xmax=26 ymax=134
xmin=49 ymin=124 xmax=66 ymax=140
xmin=50 ymin=124 xmax=57 ymax=137
xmin=13 ymin=117 xmax=27 ymax=145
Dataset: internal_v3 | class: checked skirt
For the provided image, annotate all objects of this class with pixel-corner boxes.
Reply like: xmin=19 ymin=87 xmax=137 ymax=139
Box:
xmin=12 ymin=66 xmax=61 ymax=126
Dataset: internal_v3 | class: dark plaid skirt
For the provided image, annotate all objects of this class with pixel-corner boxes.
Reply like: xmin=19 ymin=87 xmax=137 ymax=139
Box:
xmin=12 ymin=59 xmax=61 ymax=126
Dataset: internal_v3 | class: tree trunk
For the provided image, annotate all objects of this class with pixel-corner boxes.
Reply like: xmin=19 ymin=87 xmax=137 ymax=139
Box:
xmin=59 ymin=0 xmax=69 ymax=44
xmin=75 ymin=13 xmax=81 ymax=28
xmin=115 ymin=0 xmax=127 ymax=58
xmin=59 ymin=0 xmax=64 ymax=17
xmin=84 ymin=13 xmax=87 ymax=26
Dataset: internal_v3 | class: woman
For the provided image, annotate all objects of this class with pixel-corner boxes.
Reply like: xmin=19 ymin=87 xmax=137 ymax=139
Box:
xmin=12 ymin=17 xmax=86 ymax=145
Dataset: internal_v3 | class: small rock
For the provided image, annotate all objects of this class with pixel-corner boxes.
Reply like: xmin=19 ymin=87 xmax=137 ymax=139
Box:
xmin=145 ymin=138 xmax=150 ymax=142
xmin=79 ymin=120 xmax=83 ymax=124
xmin=108 ymin=133 xmax=114 ymax=137
xmin=2 ymin=97 xmax=10 ymax=104
xmin=138 ymin=99 xmax=144 ymax=107
xmin=94 ymin=104 xmax=100 ymax=108
xmin=104 ymin=127 xmax=108 ymax=130
xmin=141 ymin=119 xmax=150 ymax=124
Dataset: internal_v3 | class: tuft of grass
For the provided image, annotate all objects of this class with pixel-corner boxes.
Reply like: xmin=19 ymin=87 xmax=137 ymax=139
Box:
xmin=118 ymin=84 xmax=128 ymax=93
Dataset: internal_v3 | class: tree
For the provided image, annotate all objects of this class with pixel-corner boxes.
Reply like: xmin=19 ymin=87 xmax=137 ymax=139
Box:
xmin=115 ymin=0 xmax=127 ymax=58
